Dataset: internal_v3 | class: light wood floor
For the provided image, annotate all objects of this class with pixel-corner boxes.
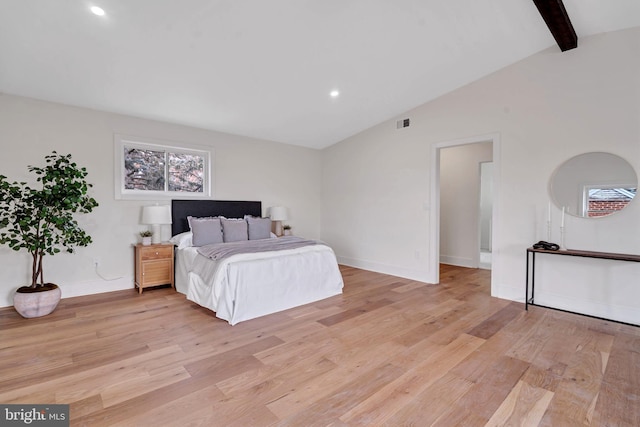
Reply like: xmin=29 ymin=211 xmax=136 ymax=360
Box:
xmin=1 ymin=264 xmax=639 ymax=426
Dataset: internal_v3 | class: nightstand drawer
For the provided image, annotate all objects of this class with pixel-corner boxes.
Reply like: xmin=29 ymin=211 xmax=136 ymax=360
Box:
xmin=139 ymin=246 xmax=173 ymax=260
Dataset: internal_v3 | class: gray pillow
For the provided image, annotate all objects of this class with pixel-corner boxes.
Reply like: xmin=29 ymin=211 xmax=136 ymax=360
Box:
xmin=246 ymin=217 xmax=272 ymax=240
xmin=187 ymin=216 xmax=223 ymax=246
xmin=221 ymin=218 xmax=249 ymax=242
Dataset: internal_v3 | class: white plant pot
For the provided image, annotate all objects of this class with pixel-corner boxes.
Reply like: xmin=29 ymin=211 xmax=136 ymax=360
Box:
xmin=142 ymin=236 xmax=152 ymax=246
xmin=13 ymin=284 xmax=61 ymax=318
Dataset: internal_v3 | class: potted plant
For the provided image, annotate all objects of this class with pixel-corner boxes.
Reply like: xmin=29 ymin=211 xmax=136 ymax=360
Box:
xmin=0 ymin=151 xmax=98 ymax=318
xmin=283 ymin=224 xmax=292 ymax=236
xmin=139 ymin=230 xmax=153 ymax=246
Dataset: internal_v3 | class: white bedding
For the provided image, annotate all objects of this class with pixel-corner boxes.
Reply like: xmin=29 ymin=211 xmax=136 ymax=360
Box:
xmin=175 ymin=243 xmax=343 ymax=325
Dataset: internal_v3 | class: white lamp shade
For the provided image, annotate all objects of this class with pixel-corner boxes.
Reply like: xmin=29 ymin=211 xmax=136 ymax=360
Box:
xmin=142 ymin=205 xmax=172 ymax=225
xmin=268 ymin=206 xmax=288 ymax=221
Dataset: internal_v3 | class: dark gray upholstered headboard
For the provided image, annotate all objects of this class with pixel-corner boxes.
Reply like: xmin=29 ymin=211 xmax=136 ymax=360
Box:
xmin=171 ymin=200 xmax=262 ymax=237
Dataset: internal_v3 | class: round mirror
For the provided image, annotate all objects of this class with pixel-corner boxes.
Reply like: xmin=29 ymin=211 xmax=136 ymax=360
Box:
xmin=550 ymin=152 xmax=637 ymax=218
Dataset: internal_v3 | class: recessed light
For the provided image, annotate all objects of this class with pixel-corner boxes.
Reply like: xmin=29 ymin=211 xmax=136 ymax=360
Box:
xmin=90 ymin=6 xmax=105 ymax=16
xmin=329 ymin=90 xmax=340 ymax=98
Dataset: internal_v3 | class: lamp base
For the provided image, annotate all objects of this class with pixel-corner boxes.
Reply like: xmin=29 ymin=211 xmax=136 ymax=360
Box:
xmin=274 ymin=221 xmax=283 ymax=237
xmin=151 ymin=224 xmax=161 ymax=244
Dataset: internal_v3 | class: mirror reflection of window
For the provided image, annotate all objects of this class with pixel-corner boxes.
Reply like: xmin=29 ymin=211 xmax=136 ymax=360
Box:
xmin=585 ymin=186 xmax=637 ymax=217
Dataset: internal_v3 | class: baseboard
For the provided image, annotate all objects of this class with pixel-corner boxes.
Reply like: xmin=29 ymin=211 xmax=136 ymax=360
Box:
xmin=479 ymin=262 xmax=492 ymax=270
xmin=532 ymin=292 xmax=640 ymax=326
xmin=0 ymin=276 xmax=134 ymax=308
xmin=58 ymin=276 xmax=133 ymax=299
xmin=440 ymin=255 xmax=476 ymax=268
xmin=493 ymin=283 xmax=525 ymax=303
xmin=336 ymin=256 xmax=432 ymax=283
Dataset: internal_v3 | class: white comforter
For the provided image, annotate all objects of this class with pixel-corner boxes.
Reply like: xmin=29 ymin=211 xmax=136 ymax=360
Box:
xmin=175 ymin=243 xmax=343 ymax=325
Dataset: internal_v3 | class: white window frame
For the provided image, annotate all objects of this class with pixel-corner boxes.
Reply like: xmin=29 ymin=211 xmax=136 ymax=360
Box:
xmin=114 ymin=134 xmax=213 ymax=200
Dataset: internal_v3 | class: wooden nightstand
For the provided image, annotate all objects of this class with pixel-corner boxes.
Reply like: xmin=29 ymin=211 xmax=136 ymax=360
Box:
xmin=134 ymin=243 xmax=174 ymax=294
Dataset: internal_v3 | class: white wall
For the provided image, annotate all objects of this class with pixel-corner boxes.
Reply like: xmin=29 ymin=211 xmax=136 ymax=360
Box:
xmin=440 ymin=141 xmax=493 ymax=268
xmin=0 ymin=94 xmax=323 ymax=307
xmin=322 ymin=27 xmax=640 ymax=324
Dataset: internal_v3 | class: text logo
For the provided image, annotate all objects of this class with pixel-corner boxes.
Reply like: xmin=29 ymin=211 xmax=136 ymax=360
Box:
xmin=1 ymin=405 xmax=69 ymax=426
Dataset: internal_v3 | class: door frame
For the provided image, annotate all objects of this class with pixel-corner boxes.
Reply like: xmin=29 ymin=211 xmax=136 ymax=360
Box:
xmin=478 ymin=160 xmax=494 ymax=269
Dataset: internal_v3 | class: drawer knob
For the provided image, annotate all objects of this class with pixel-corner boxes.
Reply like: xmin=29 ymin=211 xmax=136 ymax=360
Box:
xmin=155 ymin=252 xmax=159 ymax=255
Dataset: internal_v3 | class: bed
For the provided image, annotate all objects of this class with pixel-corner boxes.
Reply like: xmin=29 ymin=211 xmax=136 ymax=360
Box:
xmin=170 ymin=200 xmax=344 ymax=325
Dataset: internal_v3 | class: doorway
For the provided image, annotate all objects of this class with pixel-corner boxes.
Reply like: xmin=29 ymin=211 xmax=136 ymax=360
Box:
xmin=439 ymin=141 xmax=493 ymax=269
xmin=428 ymin=133 xmax=500 ymax=289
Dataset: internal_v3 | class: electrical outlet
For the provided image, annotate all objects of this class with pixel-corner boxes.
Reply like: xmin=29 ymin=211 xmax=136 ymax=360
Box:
xmin=92 ymin=257 xmax=101 ymax=267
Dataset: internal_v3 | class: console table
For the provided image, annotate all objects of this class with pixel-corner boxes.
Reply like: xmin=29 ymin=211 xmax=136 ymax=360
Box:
xmin=525 ymin=247 xmax=640 ymax=326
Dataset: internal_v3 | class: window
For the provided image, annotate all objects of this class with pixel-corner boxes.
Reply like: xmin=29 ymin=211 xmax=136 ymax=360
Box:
xmin=115 ymin=134 xmax=212 ymax=200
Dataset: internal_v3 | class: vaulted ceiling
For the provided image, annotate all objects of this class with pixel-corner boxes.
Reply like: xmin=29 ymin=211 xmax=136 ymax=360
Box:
xmin=0 ymin=1 xmax=638 ymax=149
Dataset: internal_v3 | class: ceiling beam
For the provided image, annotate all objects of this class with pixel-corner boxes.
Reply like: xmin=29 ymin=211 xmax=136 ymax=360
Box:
xmin=532 ymin=0 xmax=578 ymax=51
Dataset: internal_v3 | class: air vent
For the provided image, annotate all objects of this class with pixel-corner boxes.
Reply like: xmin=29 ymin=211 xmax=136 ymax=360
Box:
xmin=396 ymin=118 xmax=410 ymax=129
